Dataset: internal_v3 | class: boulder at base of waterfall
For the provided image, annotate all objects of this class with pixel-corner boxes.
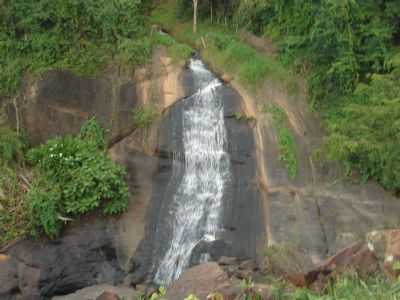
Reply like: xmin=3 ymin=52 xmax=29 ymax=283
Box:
xmin=366 ymin=229 xmax=400 ymax=280
xmin=0 ymin=219 xmax=123 ymax=300
xmin=52 ymin=285 xmax=138 ymax=300
xmin=165 ymin=263 xmax=230 ymax=300
xmin=286 ymin=241 xmax=379 ymax=291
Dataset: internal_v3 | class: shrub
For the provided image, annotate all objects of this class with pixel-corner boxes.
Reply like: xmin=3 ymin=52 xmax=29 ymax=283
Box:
xmin=203 ymin=31 xmax=296 ymax=91
xmin=0 ymin=165 xmax=31 ymax=246
xmin=152 ymin=32 xmax=193 ymax=61
xmin=27 ymin=118 xmax=129 ymax=237
xmin=0 ymin=126 xmax=29 ymax=246
xmin=0 ymin=126 xmax=25 ymax=164
xmin=28 ymin=178 xmax=63 ymax=238
xmin=132 ymin=104 xmax=160 ymax=136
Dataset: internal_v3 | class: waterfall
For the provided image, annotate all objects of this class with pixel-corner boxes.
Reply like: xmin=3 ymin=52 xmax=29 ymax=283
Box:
xmin=154 ymin=59 xmax=231 ymax=284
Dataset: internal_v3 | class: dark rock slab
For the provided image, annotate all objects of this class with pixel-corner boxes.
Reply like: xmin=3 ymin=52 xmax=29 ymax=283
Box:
xmin=0 ymin=219 xmax=123 ymax=300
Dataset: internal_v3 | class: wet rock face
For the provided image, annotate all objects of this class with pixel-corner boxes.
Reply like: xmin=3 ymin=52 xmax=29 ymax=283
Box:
xmin=128 ymin=68 xmax=265 ymax=284
xmin=222 ymin=88 xmax=265 ymax=261
xmin=0 ymin=219 xmax=123 ymax=300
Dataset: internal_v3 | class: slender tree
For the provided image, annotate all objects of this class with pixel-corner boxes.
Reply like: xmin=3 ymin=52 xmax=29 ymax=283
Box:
xmin=193 ymin=0 xmax=198 ymax=33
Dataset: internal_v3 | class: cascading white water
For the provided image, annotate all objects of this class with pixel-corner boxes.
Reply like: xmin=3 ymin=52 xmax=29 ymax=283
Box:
xmin=154 ymin=59 xmax=231 ymax=284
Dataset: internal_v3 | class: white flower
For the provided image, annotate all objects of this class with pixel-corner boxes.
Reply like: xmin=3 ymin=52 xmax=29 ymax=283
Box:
xmin=367 ymin=242 xmax=375 ymax=252
xmin=385 ymin=255 xmax=394 ymax=263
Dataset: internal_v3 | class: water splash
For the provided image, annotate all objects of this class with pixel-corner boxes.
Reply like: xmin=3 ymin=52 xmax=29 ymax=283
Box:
xmin=154 ymin=59 xmax=231 ymax=284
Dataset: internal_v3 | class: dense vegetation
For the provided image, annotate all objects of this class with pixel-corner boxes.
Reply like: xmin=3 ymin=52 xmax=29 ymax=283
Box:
xmin=174 ymin=0 xmax=400 ymax=192
xmin=0 ymin=120 xmax=129 ymax=244
xmin=0 ymin=127 xmax=30 ymax=246
xmin=0 ymin=0 xmax=152 ymax=97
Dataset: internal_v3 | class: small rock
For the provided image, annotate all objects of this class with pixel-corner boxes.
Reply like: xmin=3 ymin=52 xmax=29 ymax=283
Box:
xmin=218 ymin=256 xmax=237 ymax=266
xmin=235 ymin=269 xmax=251 ymax=280
xmin=221 ymin=74 xmax=233 ymax=83
xmin=239 ymin=260 xmax=256 ymax=271
xmin=96 ymin=291 xmax=120 ymax=300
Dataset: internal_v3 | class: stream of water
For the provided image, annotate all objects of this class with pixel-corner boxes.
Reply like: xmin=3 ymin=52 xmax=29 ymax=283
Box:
xmin=154 ymin=59 xmax=232 ymax=284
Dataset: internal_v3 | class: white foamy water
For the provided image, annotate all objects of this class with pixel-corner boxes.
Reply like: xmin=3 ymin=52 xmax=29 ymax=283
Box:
xmin=154 ymin=59 xmax=231 ymax=284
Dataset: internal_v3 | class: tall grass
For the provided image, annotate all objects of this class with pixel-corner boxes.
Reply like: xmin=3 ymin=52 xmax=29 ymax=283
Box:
xmin=272 ymin=275 xmax=400 ymax=300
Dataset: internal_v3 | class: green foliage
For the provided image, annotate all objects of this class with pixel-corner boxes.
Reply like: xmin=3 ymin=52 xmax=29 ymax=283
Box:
xmin=183 ymin=295 xmax=199 ymax=300
xmin=0 ymin=165 xmax=31 ymax=246
xmin=132 ymin=104 xmax=160 ymax=136
xmin=273 ymin=275 xmax=400 ymax=300
xmin=0 ymin=0 xmax=151 ymax=97
xmin=228 ymin=0 xmax=400 ymax=192
xmin=150 ymin=1 xmax=297 ymax=91
xmin=204 ymin=31 xmax=294 ymax=89
xmin=0 ymin=126 xmax=30 ymax=246
xmin=152 ymin=32 xmax=193 ymax=62
xmin=233 ymin=0 xmax=399 ymax=102
xmin=0 ymin=126 xmax=25 ymax=165
xmin=263 ymin=105 xmax=298 ymax=180
xmin=27 ymin=119 xmax=129 ymax=237
xmin=78 ymin=117 xmax=107 ymax=150
xmin=234 ymin=112 xmax=254 ymax=122
xmin=28 ymin=178 xmax=63 ymax=238
xmin=322 ymin=60 xmax=400 ymax=191
xmin=149 ymin=286 xmax=166 ymax=300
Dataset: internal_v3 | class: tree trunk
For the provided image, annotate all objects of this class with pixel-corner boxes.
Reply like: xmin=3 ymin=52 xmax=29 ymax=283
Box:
xmin=193 ymin=0 xmax=198 ymax=33
xmin=210 ymin=3 xmax=213 ymax=24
